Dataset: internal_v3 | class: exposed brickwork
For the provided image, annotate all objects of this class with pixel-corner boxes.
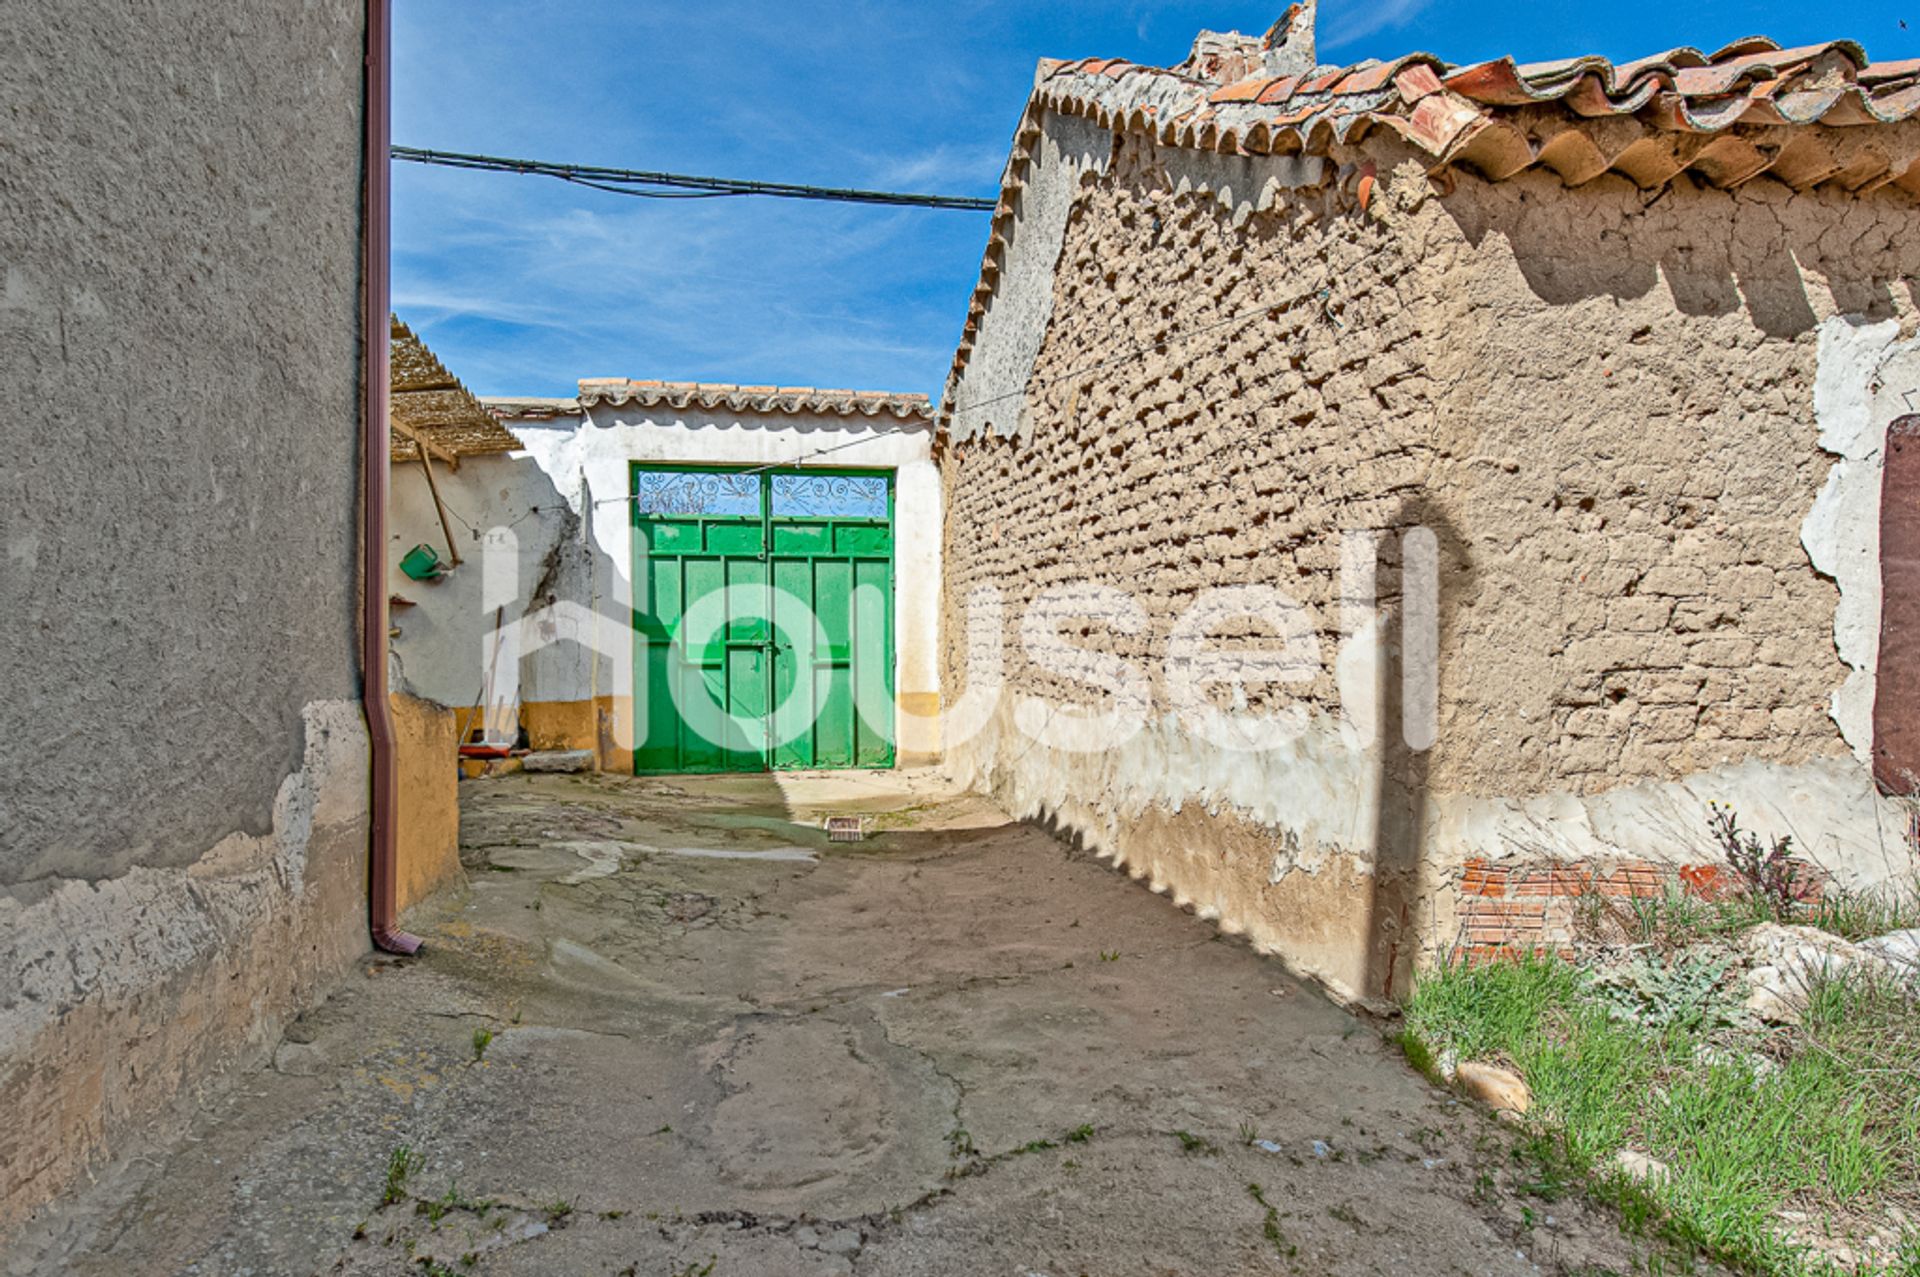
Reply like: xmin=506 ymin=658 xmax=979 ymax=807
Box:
xmin=1449 ymin=854 xmax=1827 ymax=959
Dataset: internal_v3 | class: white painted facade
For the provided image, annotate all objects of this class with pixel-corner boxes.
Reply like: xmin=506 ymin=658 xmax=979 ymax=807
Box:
xmin=388 ymin=395 xmax=941 ymax=766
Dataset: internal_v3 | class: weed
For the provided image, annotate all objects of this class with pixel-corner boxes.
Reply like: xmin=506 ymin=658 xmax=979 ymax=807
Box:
xmin=1709 ymin=802 xmax=1800 ymax=919
xmin=1099 ymin=950 xmax=1121 ymax=963
xmin=673 ymin=1259 xmax=716 ymax=1277
xmin=381 ymin=1145 xmax=420 ymax=1206
xmin=1583 ymin=952 xmax=1750 ymax=1034
xmin=1405 ymin=949 xmax=1920 ymax=1276
xmin=1064 ymin=1123 xmax=1095 ymax=1144
xmin=1174 ymin=1130 xmax=1219 ymax=1156
xmin=1238 ymin=1120 xmax=1260 ymax=1147
xmin=1013 ymin=1137 xmax=1057 ymax=1155
xmin=471 ymin=1027 xmax=493 ymax=1061
xmin=946 ymin=1127 xmax=976 ymax=1158
xmin=1802 ymin=875 xmax=1920 ymax=941
xmin=546 ymin=1199 xmax=573 ymax=1220
xmin=1247 ymin=1184 xmax=1297 ymax=1257
xmin=1328 ymin=1203 xmax=1364 ymax=1230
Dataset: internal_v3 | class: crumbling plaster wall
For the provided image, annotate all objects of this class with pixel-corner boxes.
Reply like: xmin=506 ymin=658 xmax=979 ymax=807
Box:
xmin=1804 ymin=316 xmax=1920 ymax=769
xmin=0 ymin=0 xmax=372 ymax=1235
xmin=941 ymin=113 xmax=1918 ymax=1002
xmin=388 ymin=452 xmax=596 ymax=728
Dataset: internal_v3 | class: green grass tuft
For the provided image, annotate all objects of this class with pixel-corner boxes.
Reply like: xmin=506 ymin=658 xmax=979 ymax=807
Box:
xmin=381 ymin=1144 xmax=421 ymax=1206
xmin=1405 ymin=954 xmax=1920 ymax=1276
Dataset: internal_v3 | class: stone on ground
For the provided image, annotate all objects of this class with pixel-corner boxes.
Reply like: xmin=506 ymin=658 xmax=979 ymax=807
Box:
xmin=1455 ymin=1061 xmax=1531 ymax=1115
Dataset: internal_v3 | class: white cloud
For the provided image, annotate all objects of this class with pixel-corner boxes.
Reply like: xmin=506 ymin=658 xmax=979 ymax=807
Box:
xmin=1321 ymin=0 xmax=1434 ymax=51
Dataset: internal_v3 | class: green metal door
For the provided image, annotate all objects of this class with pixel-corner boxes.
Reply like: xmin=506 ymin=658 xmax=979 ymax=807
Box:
xmin=632 ymin=465 xmax=894 ymax=774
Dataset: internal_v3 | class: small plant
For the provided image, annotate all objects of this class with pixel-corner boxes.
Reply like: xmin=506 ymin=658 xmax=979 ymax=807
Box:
xmin=1063 ymin=1123 xmax=1095 ymax=1144
xmin=1099 ymin=949 xmax=1121 ymax=963
xmin=1802 ymin=874 xmax=1920 ymax=941
xmin=1174 ymin=1129 xmax=1219 ymax=1156
xmin=1013 ymin=1137 xmax=1057 ymax=1155
xmin=382 ymin=1144 xmax=420 ymax=1206
xmin=1247 ymin=1183 xmax=1296 ymax=1257
xmin=1238 ymin=1120 xmax=1260 ymax=1146
xmin=418 ymin=1182 xmax=490 ymax=1225
xmin=1583 ymin=952 xmax=1750 ymax=1034
xmin=546 ymin=1199 xmax=573 ymax=1220
xmin=471 ymin=1027 xmax=494 ymax=1061
xmin=946 ymin=1127 xmax=976 ymax=1158
xmin=1709 ymin=802 xmax=1800 ymax=919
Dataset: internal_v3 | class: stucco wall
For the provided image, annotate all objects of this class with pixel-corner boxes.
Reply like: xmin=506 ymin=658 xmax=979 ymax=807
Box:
xmin=0 ymin=1 xmax=371 ymax=1235
xmin=397 ymin=405 xmax=943 ymax=767
xmin=391 ymin=692 xmax=463 ymax=913
xmin=940 ymin=115 xmax=1919 ymax=1003
xmin=0 ymin=3 xmax=368 ymax=882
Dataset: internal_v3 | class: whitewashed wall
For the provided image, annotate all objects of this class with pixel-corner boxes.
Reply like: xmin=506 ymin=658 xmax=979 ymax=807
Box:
xmin=389 ymin=402 xmax=940 ymax=764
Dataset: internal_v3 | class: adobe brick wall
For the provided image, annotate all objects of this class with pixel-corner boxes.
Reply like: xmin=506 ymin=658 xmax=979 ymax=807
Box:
xmin=939 ymin=116 xmax=1918 ymax=1002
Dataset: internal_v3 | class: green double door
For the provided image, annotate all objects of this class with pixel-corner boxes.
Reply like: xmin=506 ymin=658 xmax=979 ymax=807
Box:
xmin=632 ymin=466 xmax=895 ymax=774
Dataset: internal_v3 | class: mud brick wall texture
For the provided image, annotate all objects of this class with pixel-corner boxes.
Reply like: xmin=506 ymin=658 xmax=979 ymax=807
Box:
xmin=942 ymin=126 xmax=1920 ymax=800
xmin=938 ymin=118 xmax=1916 ymax=1002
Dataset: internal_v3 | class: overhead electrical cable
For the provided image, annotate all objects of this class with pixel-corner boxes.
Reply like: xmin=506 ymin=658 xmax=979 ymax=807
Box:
xmin=392 ymin=146 xmax=997 ymax=211
xmin=584 ymin=290 xmax=1319 ymax=505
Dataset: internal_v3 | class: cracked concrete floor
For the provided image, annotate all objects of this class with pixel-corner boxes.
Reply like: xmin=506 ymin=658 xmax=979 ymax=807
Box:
xmin=15 ymin=770 xmax=1682 ymax=1276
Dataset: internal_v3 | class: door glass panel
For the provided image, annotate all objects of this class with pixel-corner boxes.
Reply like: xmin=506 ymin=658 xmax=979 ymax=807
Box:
xmin=635 ymin=468 xmax=760 ymax=517
xmin=635 ymin=465 xmax=894 ymax=774
xmin=770 ymin=473 xmax=888 ymax=519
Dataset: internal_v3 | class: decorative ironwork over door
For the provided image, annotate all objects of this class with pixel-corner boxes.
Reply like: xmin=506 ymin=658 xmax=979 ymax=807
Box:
xmin=631 ymin=465 xmax=894 ymax=774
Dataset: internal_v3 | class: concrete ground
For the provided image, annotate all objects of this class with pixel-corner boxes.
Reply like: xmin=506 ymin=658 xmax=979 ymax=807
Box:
xmin=13 ymin=771 xmax=1688 ymax=1276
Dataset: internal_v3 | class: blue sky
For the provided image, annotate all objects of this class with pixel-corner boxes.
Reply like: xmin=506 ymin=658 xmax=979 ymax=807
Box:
xmin=393 ymin=1 xmax=1918 ymax=400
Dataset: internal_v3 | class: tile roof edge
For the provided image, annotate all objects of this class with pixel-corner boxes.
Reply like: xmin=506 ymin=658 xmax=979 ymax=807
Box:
xmin=934 ymin=36 xmax=1920 ymax=431
xmin=553 ymin=379 xmax=933 ymax=421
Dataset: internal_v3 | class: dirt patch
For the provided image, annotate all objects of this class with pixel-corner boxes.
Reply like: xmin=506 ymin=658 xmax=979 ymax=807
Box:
xmin=13 ymin=772 xmax=1710 ymax=1276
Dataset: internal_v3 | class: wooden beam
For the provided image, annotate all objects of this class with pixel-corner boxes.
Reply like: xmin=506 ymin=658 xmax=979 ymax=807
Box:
xmin=415 ymin=450 xmax=463 ymax=567
xmin=391 ymin=418 xmax=460 ymax=471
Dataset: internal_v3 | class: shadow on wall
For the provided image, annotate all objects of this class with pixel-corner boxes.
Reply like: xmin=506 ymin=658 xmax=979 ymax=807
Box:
xmin=1438 ymin=175 xmax=1915 ymax=337
xmin=1364 ymin=498 xmax=1472 ymax=1003
xmin=390 ymin=449 xmax=626 ymax=764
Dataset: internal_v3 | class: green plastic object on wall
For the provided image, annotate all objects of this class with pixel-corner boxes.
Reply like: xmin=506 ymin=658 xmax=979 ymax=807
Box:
xmin=399 ymin=543 xmax=448 ymax=582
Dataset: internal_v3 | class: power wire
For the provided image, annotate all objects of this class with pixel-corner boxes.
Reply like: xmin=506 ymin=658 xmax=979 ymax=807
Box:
xmin=392 ymin=146 xmax=997 ymax=212
xmin=576 ymin=286 xmax=1313 ymax=507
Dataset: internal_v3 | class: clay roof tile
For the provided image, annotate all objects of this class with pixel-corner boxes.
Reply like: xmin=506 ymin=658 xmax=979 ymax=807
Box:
xmin=937 ymin=22 xmax=1920 ymax=431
